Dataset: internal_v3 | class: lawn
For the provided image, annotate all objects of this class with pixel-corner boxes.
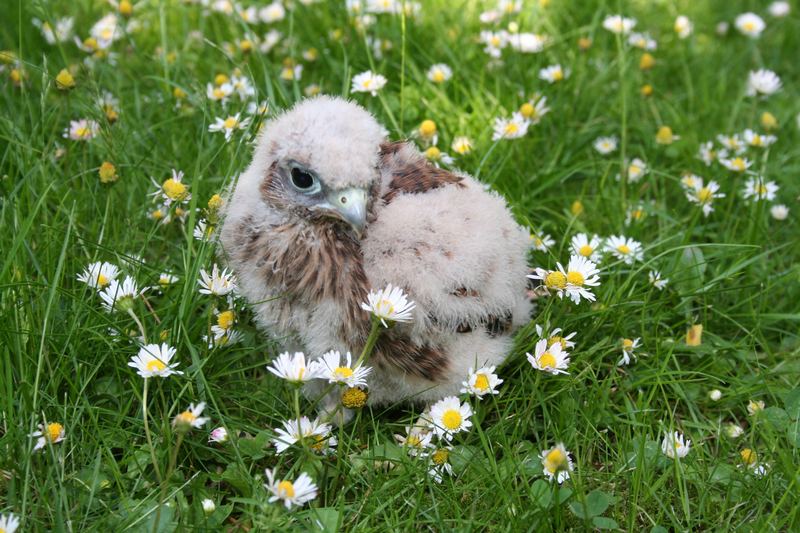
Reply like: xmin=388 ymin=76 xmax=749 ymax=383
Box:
xmin=1 ymin=0 xmax=799 ymax=530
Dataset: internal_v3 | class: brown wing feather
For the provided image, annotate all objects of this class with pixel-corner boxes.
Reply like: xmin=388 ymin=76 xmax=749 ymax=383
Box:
xmin=379 ymin=141 xmax=465 ymax=204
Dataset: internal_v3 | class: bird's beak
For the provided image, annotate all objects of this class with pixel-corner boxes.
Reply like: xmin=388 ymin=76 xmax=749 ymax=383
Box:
xmin=323 ymin=187 xmax=368 ymax=237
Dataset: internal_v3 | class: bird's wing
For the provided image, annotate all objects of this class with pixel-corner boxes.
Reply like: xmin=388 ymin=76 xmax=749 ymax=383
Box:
xmin=362 ymin=142 xmax=531 ymax=380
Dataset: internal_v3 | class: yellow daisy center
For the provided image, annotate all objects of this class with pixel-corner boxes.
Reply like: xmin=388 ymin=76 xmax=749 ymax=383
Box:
xmin=431 ymin=70 xmax=445 ymax=82
xmin=432 ymin=448 xmax=450 ymax=465
xmin=162 ymin=178 xmax=188 ymax=200
xmin=519 ymin=102 xmax=535 ymax=118
xmin=176 ymin=411 xmax=196 ymax=425
xmin=578 ymin=244 xmax=593 ymax=257
xmin=751 ymin=134 xmax=762 ymax=146
xmin=146 ymin=359 xmax=167 ymax=372
xmin=544 ymin=271 xmax=567 ymax=290
xmin=697 ymin=187 xmax=713 ymax=203
xmin=333 ymin=366 xmax=354 ymax=379
xmin=743 ymin=21 xmax=755 ymax=32
xmin=425 ymin=146 xmax=441 ymax=160
xmin=361 ymin=78 xmax=374 ymax=89
xmin=473 ymin=373 xmax=490 ymax=391
xmin=504 ymin=122 xmax=520 ymax=135
xmin=622 ymin=338 xmax=634 ymax=350
xmin=731 ymin=158 xmax=745 ymax=171
xmin=538 ymin=351 xmax=556 ymax=368
xmin=212 ymin=88 xmax=225 ymax=99
xmin=46 ymin=422 xmax=63 ymax=442
xmin=548 ymin=336 xmax=566 ymax=349
xmin=277 ymin=480 xmax=295 ymax=498
xmin=740 ymin=448 xmax=757 ymax=465
xmin=406 ymin=434 xmax=421 ymax=447
xmin=97 ymin=273 xmax=109 ymax=287
xmin=544 ymin=448 xmax=566 ymax=472
xmin=75 ymin=126 xmax=91 ymax=138
xmin=629 ymin=164 xmax=641 ymax=175
xmin=377 ymin=299 xmax=395 ymax=316
xmin=617 ymin=244 xmax=631 ymax=255
xmin=419 ymin=120 xmax=436 ymax=137
xmin=442 ymin=409 xmax=463 ymax=430
xmin=757 ymin=184 xmax=768 ymax=195
xmin=223 ymin=117 xmax=238 ymax=129
xmin=552 ymin=69 xmax=564 ymax=81
xmin=566 ymin=271 xmax=584 ymax=286
xmin=217 ymin=310 xmax=235 ymax=330
xmin=151 ymin=209 xmax=164 ymax=220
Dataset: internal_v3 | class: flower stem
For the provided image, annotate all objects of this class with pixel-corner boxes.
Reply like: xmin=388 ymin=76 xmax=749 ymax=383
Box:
xmin=127 ymin=308 xmax=147 ymax=342
xmin=293 ymin=386 xmax=302 ymax=422
xmin=356 ymin=318 xmax=382 ymax=368
xmin=142 ymin=379 xmax=163 ymax=483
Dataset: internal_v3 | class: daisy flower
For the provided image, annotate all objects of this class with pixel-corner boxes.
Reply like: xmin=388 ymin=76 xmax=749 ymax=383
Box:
xmin=361 ymin=284 xmax=416 ymax=327
xmin=427 ymin=446 xmax=455 ymax=483
xmin=266 ymin=351 xmax=322 ymax=383
xmin=197 ymin=264 xmax=237 ymax=296
xmin=173 ymin=402 xmax=209 ymax=430
xmin=426 ymin=63 xmax=452 ymax=83
xmin=64 ymin=119 xmax=99 ymax=141
xmin=479 ymin=30 xmax=509 ymax=57
xmin=206 ymin=329 xmax=242 ymax=348
xmin=570 ymin=233 xmax=602 ymax=262
xmin=735 ymin=12 xmax=766 ymax=38
xmin=507 ymin=32 xmax=549 ymax=53
xmin=264 ymin=469 xmax=318 ymax=510
xmin=394 ymin=425 xmax=434 ymax=456
xmin=351 ymin=70 xmax=387 ymax=96
xmin=259 ymin=1 xmax=286 ymax=22
xmin=206 ymin=82 xmax=234 ymax=103
xmin=717 ymin=133 xmax=746 ymax=154
xmin=193 ymin=219 xmax=214 ymax=241
xmin=697 ymin=141 xmax=719 ymax=165
xmin=742 ymin=177 xmax=779 ymax=201
xmin=648 ymin=270 xmax=668 ymax=290
xmin=30 ymin=422 xmax=65 ymax=451
xmin=535 ymin=324 xmax=577 ymax=351
xmin=655 ymin=126 xmax=679 ymax=145
xmin=746 ymin=69 xmax=781 ymax=97
xmin=157 ymin=273 xmax=178 ymax=289
xmin=429 ymin=396 xmax=473 ymax=440
xmin=768 ymin=2 xmax=790 ymax=17
xmin=662 ymin=432 xmax=691 ymax=459
xmin=770 ymin=204 xmax=789 ymax=220
xmin=740 ymin=449 xmax=768 ymax=477
xmin=128 ymin=343 xmax=183 ymax=378
xmin=149 ymin=169 xmax=191 ymax=206
xmin=209 ymin=426 xmax=229 ymax=443
xmin=617 ymin=337 xmax=640 ymax=366
xmin=742 ymin=129 xmax=777 ymax=148
xmin=540 ymin=443 xmax=573 ymax=484
xmin=272 ymin=416 xmax=335 ymax=454
xmin=209 ymin=114 xmax=251 ymax=141
xmin=726 ymin=424 xmax=744 ymax=438
xmin=33 ymin=17 xmax=74 ymax=44
xmin=627 ymin=32 xmax=657 ymax=50
xmin=76 ymin=261 xmax=119 ymax=290
xmin=451 ymin=136 xmax=473 ymax=155
xmin=423 ymin=146 xmax=454 ymax=167
xmin=593 ymin=136 xmax=618 ymax=155
xmin=674 ymin=15 xmax=693 ymax=39
xmin=527 ymin=338 xmax=570 ymax=375
xmin=602 ymin=15 xmax=636 ymax=34
xmin=604 ymin=235 xmax=643 ymax=264
xmin=99 ymin=276 xmax=145 ymax=312
xmin=748 ymin=399 xmax=766 ymax=415
xmin=492 ymin=112 xmax=529 ymax=141
xmin=538 ymin=64 xmax=569 ymax=84
xmin=618 ymin=158 xmax=648 ymax=182
xmin=530 ymin=232 xmax=555 ymax=252
xmin=519 ymin=95 xmax=550 ymax=124
xmin=561 ymin=255 xmax=601 ymax=304
xmin=686 ymin=178 xmax=725 ymax=217
xmin=719 ymin=156 xmax=751 ymax=173
xmin=231 ymin=75 xmax=255 ymax=100
xmin=0 ymin=513 xmax=20 ymax=533
xmin=313 ymin=350 xmax=372 ymax=387
xmin=460 ymin=366 xmax=503 ymax=397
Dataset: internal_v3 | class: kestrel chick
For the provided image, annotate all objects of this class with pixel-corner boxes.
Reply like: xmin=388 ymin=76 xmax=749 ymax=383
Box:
xmin=220 ymin=96 xmax=531 ymax=407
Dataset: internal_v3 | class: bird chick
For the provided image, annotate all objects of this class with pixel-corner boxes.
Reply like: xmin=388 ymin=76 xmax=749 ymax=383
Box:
xmin=220 ymin=96 xmax=531 ymax=408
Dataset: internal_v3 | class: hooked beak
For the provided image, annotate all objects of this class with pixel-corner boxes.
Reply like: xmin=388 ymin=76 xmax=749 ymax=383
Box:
xmin=319 ymin=187 xmax=368 ymax=237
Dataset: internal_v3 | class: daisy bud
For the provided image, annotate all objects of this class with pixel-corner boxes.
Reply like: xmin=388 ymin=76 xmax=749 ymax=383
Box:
xmin=119 ymin=0 xmax=133 ymax=17
xmin=201 ymin=498 xmax=216 ymax=515
xmin=577 ymin=37 xmax=592 ymax=51
xmin=341 ymin=387 xmax=368 ymax=409
xmin=760 ymin=111 xmax=778 ymax=130
xmin=725 ymin=424 xmax=744 ymax=438
xmin=418 ymin=119 xmax=437 ymax=140
xmin=570 ymin=200 xmax=584 ymax=216
xmin=709 ymin=389 xmax=722 ymax=401
xmin=55 ymin=68 xmax=75 ymax=90
xmin=686 ymin=324 xmax=703 ymax=346
xmin=209 ymin=427 xmax=229 ymax=444
xmin=641 ymin=84 xmax=653 ymax=97
xmin=740 ymin=448 xmax=757 ymax=466
xmin=639 ymin=53 xmax=656 ymax=70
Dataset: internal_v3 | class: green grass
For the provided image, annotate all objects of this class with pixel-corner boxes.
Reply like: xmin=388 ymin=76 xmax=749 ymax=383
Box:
xmin=2 ymin=0 xmax=800 ymax=530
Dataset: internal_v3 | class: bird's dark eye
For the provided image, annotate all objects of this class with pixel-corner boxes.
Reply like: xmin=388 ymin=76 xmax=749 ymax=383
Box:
xmin=290 ymin=168 xmax=315 ymax=190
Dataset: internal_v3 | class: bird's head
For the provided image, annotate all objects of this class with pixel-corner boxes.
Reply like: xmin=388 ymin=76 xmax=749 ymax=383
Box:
xmin=253 ymin=96 xmax=387 ymax=237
